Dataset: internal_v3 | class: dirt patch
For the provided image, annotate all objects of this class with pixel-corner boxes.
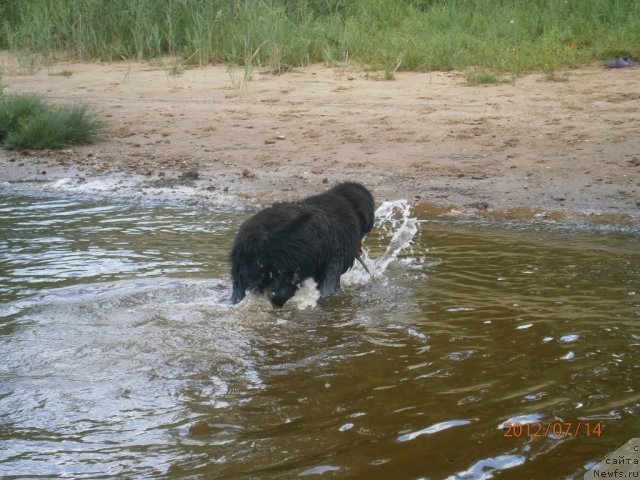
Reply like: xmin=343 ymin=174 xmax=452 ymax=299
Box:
xmin=1 ymin=58 xmax=638 ymax=222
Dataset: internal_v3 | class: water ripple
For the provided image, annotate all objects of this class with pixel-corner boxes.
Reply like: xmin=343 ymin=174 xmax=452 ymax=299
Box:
xmin=1 ymin=193 xmax=638 ymax=478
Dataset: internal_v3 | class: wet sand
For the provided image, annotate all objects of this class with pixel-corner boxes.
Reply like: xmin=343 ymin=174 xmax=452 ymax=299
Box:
xmin=0 ymin=56 xmax=638 ymax=223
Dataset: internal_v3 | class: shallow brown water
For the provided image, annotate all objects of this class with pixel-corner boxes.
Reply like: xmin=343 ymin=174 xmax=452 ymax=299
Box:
xmin=0 ymin=193 xmax=638 ymax=479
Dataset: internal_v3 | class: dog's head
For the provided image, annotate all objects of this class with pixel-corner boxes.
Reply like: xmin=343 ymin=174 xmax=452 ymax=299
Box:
xmin=328 ymin=182 xmax=375 ymax=234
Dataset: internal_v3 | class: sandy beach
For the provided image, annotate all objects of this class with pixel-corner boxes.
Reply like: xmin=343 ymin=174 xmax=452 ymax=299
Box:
xmin=1 ymin=57 xmax=638 ymax=223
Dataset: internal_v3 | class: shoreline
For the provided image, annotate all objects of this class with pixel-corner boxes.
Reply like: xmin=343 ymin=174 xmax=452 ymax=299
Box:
xmin=0 ymin=59 xmax=638 ymax=228
xmin=2 ymin=151 xmax=638 ymax=235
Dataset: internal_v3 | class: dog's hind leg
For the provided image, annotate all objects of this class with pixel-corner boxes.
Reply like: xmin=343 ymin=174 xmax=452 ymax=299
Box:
xmin=317 ymin=260 xmax=343 ymax=298
xmin=230 ymin=280 xmax=246 ymax=304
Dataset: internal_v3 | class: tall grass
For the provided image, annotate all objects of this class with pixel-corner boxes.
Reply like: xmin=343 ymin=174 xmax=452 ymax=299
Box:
xmin=1 ymin=0 xmax=639 ymax=73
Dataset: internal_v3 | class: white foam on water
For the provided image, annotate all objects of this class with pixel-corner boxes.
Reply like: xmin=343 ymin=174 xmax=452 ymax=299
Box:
xmin=43 ymin=176 xmax=242 ymax=208
xmin=290 ymin=278 xmax=321 ymax=310
xmin=234 ymin=292 xmax=275 ymax=316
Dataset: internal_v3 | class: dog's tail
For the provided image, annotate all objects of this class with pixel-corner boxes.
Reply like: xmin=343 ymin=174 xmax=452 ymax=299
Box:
xmin=267 ymin=211 xmax=312 ymax=243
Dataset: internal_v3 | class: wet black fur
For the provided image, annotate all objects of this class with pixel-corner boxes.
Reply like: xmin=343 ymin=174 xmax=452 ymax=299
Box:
xmin=230 ymin=182 xmax=375 ymax=306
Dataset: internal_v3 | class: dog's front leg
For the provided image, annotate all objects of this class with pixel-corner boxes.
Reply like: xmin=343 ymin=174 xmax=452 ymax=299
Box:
xmin=317 ymin=260 xmax=342 ymax=297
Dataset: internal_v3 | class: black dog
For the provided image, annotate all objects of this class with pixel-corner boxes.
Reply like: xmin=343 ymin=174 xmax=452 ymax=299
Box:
xmin=230 ymin=182 xmax=374 ymax=306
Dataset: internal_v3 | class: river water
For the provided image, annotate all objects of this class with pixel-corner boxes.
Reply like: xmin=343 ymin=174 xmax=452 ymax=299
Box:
xmin=0 ymin=192 xmax=638 ymax=479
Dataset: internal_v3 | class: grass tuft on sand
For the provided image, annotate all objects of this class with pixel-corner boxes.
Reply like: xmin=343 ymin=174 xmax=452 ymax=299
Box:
xmin=0 ymin=94 xmax=103 ymax=150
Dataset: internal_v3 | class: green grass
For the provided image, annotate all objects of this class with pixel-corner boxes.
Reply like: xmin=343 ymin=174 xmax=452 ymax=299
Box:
xmin=466 ymin=69 xmax=511 ymax=86
xmin=0 ymin=94 xmax=103 ymax=150
xmin=0 ymin=0 xmax=639 ymax=75
xmin=0 ymin=94 xmax=46 ymax=140
xmin=50 ymin=69 xmax=73 ymax=77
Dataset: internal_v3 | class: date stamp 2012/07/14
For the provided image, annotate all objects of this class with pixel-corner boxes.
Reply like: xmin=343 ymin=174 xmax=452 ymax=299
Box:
xmin=502 ymin=421 xmax=603 ymax=439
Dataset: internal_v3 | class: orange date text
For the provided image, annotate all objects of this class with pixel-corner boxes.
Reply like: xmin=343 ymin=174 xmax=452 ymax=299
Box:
xmin=502 ymin=421 xmax=603 ymax=439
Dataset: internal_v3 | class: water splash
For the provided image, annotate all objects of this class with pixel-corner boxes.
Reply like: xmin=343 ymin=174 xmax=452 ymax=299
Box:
xmin=343 ymin=200 xmax=419 ymax=285
xmin=289 ymin=278 xmax=321 ymax=310
xmin=371 ymin=200 xmax=420 ymax=273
